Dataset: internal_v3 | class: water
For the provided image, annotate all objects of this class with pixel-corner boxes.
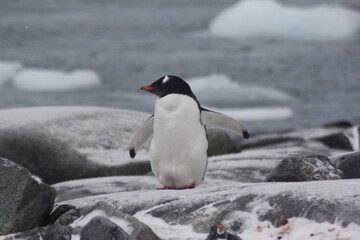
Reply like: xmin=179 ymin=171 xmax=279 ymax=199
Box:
xmin=0 ymin=0 xmax=359 ymax=133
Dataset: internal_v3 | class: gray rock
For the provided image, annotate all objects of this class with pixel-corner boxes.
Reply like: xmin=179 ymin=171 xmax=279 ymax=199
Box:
xmin=238 ymin=125 xmax=355 ymax=151
xmin=73 ymin=202 xmax=161 ymax=240
xmin=207 ymin=129 xmax=239 ymax=156
xmin=330 ymin=151 xmax=360 ymax=178
xmin=80 ymin=216 xmax=130 ymax=240
xmin=2 ymin=223 xmax=71 ymax=240
xmin=265 ymin=155 xmax=343 ymax=182
xmin=53 ymin=176 xmax=159 ymax=202
xmin=0 ymin=107 xmax=152 ymax=184
xmin=0 ymin=157 xmax=56 ymax=235
xmin=57 ymin=176 xmax=360 ymax=235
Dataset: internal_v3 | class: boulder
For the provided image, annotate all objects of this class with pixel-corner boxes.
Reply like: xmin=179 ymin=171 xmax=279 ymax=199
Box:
xmin=0 ymin=107 xmax=152 ymax=184
xmin=265 ymin=155 xmax=343 ymax=182
xmin=0 ymin=158 xmax=56 ymax=235
xmin=207 ymin=129 xmax=239 ymax=156
xmin=206 ymin=140 xmax=344 ymax=183
xmin=72 ymin=202 xmax=161 ymax=240
xmin=330 ymin=151 xmax=360 ymax=178
xmin=80 ymin=216 xmax=130 ymax=240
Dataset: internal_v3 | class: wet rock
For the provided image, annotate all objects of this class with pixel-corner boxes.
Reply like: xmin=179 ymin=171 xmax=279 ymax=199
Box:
xmin=207 ymin=129 xmax=239 ymax=156
xmin=0 ymin=157 xmax=56 ymax=235
xmin=2 ymin=223 xmax=71 ymax=240
xmin=265 ymin=155 xmax=343 ymax=182
xmin=80 ymin=216 xmax=130 ymax=240
xmin=330 ymin=151 xmax=360 ymax=178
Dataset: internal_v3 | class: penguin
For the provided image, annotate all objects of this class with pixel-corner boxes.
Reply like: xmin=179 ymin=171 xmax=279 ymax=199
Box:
xmin=129 ymin=75 xmax=249 ymax=189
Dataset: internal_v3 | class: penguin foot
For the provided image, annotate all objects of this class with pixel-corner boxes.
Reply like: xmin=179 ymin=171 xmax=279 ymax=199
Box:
xmin=157 ymin=183 xmax=196 ymax=190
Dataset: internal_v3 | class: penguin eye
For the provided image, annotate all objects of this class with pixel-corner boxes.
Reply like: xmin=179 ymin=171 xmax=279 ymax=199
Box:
xmin=161 ymin=81 xmax=167 ymax=87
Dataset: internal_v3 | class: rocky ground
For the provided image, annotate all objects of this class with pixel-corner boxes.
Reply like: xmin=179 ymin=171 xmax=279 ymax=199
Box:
xmin=0 ymin=106 xmax=360 ymax=240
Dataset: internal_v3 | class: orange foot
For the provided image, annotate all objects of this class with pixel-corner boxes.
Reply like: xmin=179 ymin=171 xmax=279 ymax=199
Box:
xmin=157 ymin=183 xmax=196 ymax=190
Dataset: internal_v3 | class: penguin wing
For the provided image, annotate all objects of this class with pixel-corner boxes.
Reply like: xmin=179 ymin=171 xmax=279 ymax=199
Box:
xmin=200 ymin=108 xmax=250 ymax=139
xmin=129 ymin=115 xmax=154 ymax=158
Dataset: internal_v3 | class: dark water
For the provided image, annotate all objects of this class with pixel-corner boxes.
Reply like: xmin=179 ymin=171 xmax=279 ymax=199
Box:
xmin=1 ymin=0 xmax=360 ymax=133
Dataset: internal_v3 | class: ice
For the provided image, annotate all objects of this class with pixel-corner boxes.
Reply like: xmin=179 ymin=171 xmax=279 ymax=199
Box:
xmin=0 ymin=61 xmax=23 ymax=86
xmin=209 ymin=106 xmax=293 ymax=121
xmin=209 ymin=0 xmax=360 ymax=41
xmin=187 ymin=74 xmax=293 ymax=108
xmin=13 ymin=68 xmax=101 ymax=91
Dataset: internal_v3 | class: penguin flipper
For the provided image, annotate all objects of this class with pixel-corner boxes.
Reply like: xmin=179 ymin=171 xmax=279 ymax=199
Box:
xmin=201 ymin=108 xmax=249 ymax=139
xmin=129 ymin=115 xmax=154 ymax=158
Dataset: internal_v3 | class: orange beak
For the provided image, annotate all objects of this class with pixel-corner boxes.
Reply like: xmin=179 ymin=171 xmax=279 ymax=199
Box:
xmin=141 ymin=86 xmax=153 ymax=91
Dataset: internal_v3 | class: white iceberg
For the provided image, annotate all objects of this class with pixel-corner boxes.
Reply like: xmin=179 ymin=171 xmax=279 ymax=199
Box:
xmin=209 ymin=0 xmax=360 ymax=41
xmin=187 ymin=74 xmax=293 ymax=107
xmin=13 ymin=68 xmax=101 ymax=91
xmin=0 ymin=61 xmax=23 ymax=86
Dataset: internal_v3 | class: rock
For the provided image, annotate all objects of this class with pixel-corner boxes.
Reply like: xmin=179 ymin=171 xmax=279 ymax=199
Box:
xmin=2 ymin=223 xmax=71 ymax=240
xmin=206 ymin=140 xmax=344 ymax=183
xmin=56 ymin=176 xmax=360 ymax=236
xmin=0 ymin=157 xmax=56 ymax=235
xmin=80 ymin=216 xmax=130 ymax=240
xmin=0 ymin=107 xmax=152 ymax=184
xmin=72 ymin=202 xmax=161 ymax=240
xmin=238 ymin=125 xmax=355 ymax=151
xmin=53 ymin=176 xmax=159 ymax=202
xmin=207 ymin=129 xmax=239 ymax=156
xmin=265 ymin=155 xmax=343 ymax=182
xmin=329 ymin=151 xmax=360 ymax=178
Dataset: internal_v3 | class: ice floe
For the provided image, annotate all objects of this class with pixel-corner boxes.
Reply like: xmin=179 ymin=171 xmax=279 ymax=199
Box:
xmin=0 ymin=61 xmax=23 ymax=86
xmin=187 ymin=74 xmax=294 ymax=121
xmin=13 ymin=68 xmax=101 ymax=91
xmin=187 ymin=74 xmax=293 ymax=107
xmin=209 ymin=0 xmax=360 ymax=41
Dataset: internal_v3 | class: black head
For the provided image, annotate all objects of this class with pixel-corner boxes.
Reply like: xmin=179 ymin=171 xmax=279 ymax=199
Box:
xmin=141 ymin=75 xmax=197 ymax=100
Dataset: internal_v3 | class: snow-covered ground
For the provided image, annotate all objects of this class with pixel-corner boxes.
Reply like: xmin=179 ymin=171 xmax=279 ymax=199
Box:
xmin=209 ymin=0 xmax=360 ymax=41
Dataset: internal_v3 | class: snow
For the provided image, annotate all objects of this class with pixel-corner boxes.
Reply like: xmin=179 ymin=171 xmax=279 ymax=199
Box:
xmin=0 ymin=61 xmax=23 ymax=86
xmin=13 ymin=68 xmax=101 ymax=91
xmin=209 ymin=0 xmax=360 ymax=41
xmin=187 ymin=74 xmax=293 ymax=107
xmin=71 ymin=209 xmax=134 ymax=235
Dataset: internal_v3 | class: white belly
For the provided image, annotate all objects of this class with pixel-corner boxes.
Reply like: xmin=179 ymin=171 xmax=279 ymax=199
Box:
xmin=150 ymin=94 xmax=208 ymax=188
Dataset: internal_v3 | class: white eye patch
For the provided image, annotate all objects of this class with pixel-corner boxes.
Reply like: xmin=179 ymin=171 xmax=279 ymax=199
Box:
xmin=162 ymin=75 xmax=170 ymax=84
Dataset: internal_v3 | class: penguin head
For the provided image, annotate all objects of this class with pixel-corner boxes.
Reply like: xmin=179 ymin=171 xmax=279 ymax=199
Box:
xmin=141 ymin=75 xmax=196 ymax=99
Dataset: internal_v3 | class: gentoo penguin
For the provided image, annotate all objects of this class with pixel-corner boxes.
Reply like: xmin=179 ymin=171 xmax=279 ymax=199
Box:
xmin=129 ymin=75 xmax=249 ymax=189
